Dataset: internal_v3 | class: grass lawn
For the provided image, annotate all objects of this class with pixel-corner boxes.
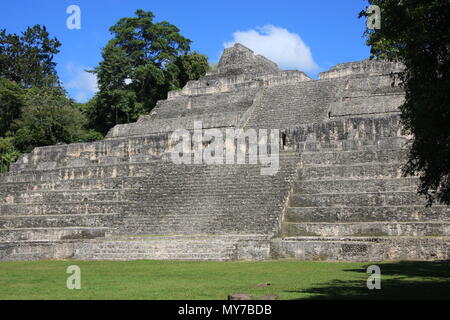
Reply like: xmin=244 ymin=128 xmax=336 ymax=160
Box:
xmin=0 ymin=259 xmax=449 ymax=300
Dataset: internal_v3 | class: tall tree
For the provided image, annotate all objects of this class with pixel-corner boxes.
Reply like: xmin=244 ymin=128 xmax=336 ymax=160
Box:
xmin=0 ymin=25 xmax=102 ymax=169
xmin=90 ymin=10 xmax=209 ymax=134
xmin=360 ymin=0 xmax=450 ymax=205
xmin=0 ymin=25 xmax=61 ymax=88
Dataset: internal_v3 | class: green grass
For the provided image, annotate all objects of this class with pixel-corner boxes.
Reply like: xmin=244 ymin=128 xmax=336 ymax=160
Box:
xmin=0 ymin=259 xmax=449 ymax=300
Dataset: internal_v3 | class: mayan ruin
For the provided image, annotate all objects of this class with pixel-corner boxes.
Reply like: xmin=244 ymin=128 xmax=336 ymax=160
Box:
xmin=0 ymin=43 xmax=448 ymax=262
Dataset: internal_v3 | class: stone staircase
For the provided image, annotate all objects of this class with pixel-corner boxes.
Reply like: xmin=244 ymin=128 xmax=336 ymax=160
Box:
xmin=0 ymin=138 xmax=299 ymax=260
xmin=272 ymin=118 xmax=450 ymax=261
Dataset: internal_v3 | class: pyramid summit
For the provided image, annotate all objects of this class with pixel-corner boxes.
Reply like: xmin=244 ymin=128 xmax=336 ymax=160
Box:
xmin=0 ymin=45 xmax=448 ymax=262
xmin=217 ymin=43 xmax=279 ymax=75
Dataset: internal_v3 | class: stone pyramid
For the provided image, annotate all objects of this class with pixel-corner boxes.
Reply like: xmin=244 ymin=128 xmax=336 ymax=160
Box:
xmin=0 ymin=44 xmax=448 ymax=261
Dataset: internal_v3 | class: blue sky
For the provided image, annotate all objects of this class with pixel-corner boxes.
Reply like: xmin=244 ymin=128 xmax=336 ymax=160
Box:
xmin=0 ymin=0 xmax=371 ymax=102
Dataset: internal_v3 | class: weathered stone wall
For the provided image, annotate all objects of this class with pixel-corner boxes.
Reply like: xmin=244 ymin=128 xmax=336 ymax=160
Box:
xmin=9 ymin=133 xmax=171 ymax=172
xmin=318 ymin=59 xmax=404 ymax=79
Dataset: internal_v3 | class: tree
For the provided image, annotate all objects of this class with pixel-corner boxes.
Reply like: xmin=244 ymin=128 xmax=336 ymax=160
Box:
xmin=0 ymin=137 xmax=20 ymax=173
xmin=0 ymin=25 xmax=61 ymax=88
xmin=169 ymin=52 xmax=210 ymax=89
xmin=90 ymin=10 xmax=209 ymax=134
xmin=83 ymin=89 xmax=143 ymax=135
xmin=360 ymin=0 xmax=450 ymax=205
xmin=0 ymin=78 xmax=25 ymax=136
xmin=13 ymin=87 xmax=96 ymax=153
xmin=0 ymin=25 xmax=102 ymax=158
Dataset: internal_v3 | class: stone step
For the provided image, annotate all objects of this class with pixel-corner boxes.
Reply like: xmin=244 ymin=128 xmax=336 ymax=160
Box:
xmin=113 ymin=217 xmax=238 ymax=234
xmin=300 ymin=149 xmax=407 ymax=167
xmin=47 ymin=177 xmax=150 ymax=191
xmin=293 ymin=177 xmax=418 ymax=194
xmin=0 ymin=170 xmax=294 ymax=193
xmin=96 ymin=153 xmax=170 ymax=165
xmin=0 ymin=227 xmax=111 ymax=242
xmin=0 ymin=200 xmax=281 ymax=218
xmin=5 ymin=177 xmax=150 ymax=192
xmin=297 ymin=136 xmax=408 ymax=153
xmin=0 ymin=234 xmax=269 ymax=261
xmin=0 ymin=201 xmax=125 ymax=215
xmin=72 ymin=235 xmax=242 ymax=260
xmin=292 ymin=112 xmax=402 ymax=132
xmin=283 ymin=221 xmax=450 ymax=237
xmin=285 ymin=205 xmax=450 ymax=223
xmin=1 ymin=162 xmax=194 ymax=182
xmin=0 ymin=240 xmax=79 ymax=261
xmin=112 ymin=207 xmax=287 ymax=235
xmin=3 ymin=188 xmax=292 ymax=208
xmin=75 ymin=252 xmax=234 ymax=261
xmin=101 ymin=233 xmax=246 ymax=240
xmin=2 ymin=158 xmax=297 ymax=184
xmin=299 ymin=162 xmax=403 ymax=180
xmin=2 ymin=175 xmax=293 ymax=206
xmin=12 ymin=189 xmax=135 ymax=204
xmin=7 ymin=150 xmax=299 ymax=175
xmin=289 ymin=191 xmax=427 ymax=207
xmin=0 ymin=213 xmax=119 ymax=229
xmin=270 ymin=236 xmax=450 ymax=261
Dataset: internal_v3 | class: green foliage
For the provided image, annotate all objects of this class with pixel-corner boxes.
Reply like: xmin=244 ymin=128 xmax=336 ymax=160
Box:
xmin=170 ymin=52 xmax=209 ymax=89
xmin=0 ymin=25 xmax=61 ymax=88
xmin=0 ymin=78 xmax=25 ymax=136
xmin=12 ymin=87 xmax=100 ymax=153
xmin=90 ymin=10 xmax=209 ymax=134
xmin=83 ymin=89 xmax=143 ymax=135
xmin=0 ymin=25 xmax=103 ymax=165
xmin=81 ymin=129 xmax=104 ymax=142
xmin=0 ymin=137 xmax=20 ymax=173
xmin=360 ymin=0 xmax=450 ymax=205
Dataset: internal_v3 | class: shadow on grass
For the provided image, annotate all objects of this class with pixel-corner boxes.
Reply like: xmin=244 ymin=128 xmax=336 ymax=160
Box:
xmin=291 ymin=260 xmax=450 ymax=300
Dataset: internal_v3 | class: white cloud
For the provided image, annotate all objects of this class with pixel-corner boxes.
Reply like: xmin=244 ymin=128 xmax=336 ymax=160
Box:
xmin=224 ymin=25 xmax=319 ymax=72
xmin=65 ymin=62 xmax=98 ymax=103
